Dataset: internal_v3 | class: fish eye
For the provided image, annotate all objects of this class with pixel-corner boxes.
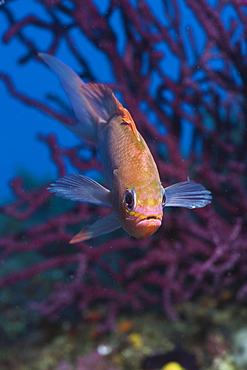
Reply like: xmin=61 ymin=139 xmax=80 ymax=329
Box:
xmin=124 ymin=189 xmax=135 ymax=211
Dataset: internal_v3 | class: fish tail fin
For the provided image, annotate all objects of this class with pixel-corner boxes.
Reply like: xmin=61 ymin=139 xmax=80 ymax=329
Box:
xmin=39 ymin=53 xmax=121 ymax=142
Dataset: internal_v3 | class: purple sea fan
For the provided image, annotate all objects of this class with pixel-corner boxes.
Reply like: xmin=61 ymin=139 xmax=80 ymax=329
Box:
xmin=0 ymin=0 xmax=247 ymax=325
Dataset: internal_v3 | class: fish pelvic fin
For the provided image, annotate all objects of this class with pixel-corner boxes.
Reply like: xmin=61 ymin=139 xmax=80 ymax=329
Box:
xmin=48 ymin=174 xmax=112 ymax=207
xmin=70 ymin=211 xmax=121 ymax=243
xmin=163 ymin=180 xmax=212 ymax=209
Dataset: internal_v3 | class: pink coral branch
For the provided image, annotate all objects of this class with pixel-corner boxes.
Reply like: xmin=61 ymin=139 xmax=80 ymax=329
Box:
xmin=0 ymin=0 xmax=247 ymax=328
xmin=0 ymin=72 xmax=76 ymax=126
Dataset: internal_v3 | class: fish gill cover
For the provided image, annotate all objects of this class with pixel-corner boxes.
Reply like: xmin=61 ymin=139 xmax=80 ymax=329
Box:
xmin=0 ymin=0 xmax=247 ymax=329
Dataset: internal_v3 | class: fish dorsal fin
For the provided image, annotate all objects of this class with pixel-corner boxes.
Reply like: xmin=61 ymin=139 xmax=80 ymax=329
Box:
xmin=119 ymin=107 xmax=140 ymax=141
xmin=39 ymin=54 xmax=141 ymax=143
xmin=79 ymin=83 xmax=121 ymax=123
xmin=85 ymin=83 xmax=140 ymax=142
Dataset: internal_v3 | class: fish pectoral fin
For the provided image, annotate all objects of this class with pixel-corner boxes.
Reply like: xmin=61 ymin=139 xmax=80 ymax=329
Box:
xmin=70 ymin=212 xmax=121 ymax=243
xmin=163 ymin=180 xmax=212 ymax=209
xmin=48 ymin=174 xmax=112 ymax=207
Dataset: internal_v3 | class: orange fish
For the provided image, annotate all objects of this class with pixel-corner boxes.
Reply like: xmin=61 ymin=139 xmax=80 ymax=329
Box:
xmin=40 ymin=53 xmax=211 ymax=243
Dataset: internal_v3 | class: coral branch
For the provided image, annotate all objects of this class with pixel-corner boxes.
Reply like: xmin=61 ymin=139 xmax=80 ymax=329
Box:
xmin=0 ymin=0 xmax=247 ymax=328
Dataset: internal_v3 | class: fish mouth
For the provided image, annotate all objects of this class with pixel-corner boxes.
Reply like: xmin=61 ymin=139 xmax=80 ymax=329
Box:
xmin=136 ymin=216 xmax=162 ymax=228
xmin=144 ymin=215 xmax=160 ymax=220
xmin=138 ymin=214 xmax=162 ymax=223
xmin=135 ymin=217 xmax=162 ymax=238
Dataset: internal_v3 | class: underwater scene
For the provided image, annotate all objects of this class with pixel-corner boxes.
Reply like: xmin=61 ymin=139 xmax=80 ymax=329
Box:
xmin=1 ymin=0 xmax=247 ymax=369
